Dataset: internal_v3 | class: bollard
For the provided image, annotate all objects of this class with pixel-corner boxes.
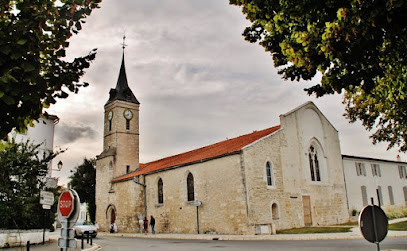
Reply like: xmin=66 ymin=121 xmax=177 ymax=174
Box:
xmin=26 ymin=241 xmax=30 ymax=251
xmin=90 ymin=235 xmax=93 ymax=246
xmin=81 ymin=234 xmax=84 ymax=249
xmin=87 ymin=232 xmax=90 ymax=244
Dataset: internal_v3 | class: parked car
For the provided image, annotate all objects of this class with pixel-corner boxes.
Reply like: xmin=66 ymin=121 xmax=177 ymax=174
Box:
xmin=73 ymin=223 xmax=98 ymax=238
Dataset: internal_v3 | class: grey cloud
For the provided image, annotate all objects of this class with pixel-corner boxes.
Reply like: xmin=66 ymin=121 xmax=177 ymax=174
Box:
xmin=56 ymin=123 xmax=98 ymax=145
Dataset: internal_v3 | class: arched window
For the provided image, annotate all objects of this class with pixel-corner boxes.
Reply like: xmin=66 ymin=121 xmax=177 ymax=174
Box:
xmin=308 ymin=146 xmax=321 ymax=181
xmin=187 ymin=173 xmax=194 ymax=201
xmin=158 ymin=178 xmax=163 ymax=204
xmin=271 ymin=203 xmax=279 ymax=220
xmin=266 ymin=162 xmax=273 ymax=186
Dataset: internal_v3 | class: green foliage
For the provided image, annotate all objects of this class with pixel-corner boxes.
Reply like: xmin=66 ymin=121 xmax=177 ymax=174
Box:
xmin=276 ymin=226 xmax=352 ymax=234
xmin=0 ymin=139 xmax=61 ymax=229
xmin=69 ymin=158 xmax=96 ymax=223
xmin=0 ymin=0 xmax=101 ymax=140
xmin=389 ymin=220 xmax=407 ymax=231
xmin=230 ymin=0 xmax=407 ymax=151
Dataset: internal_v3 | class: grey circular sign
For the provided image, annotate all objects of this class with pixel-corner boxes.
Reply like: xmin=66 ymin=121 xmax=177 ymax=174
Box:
xmin=359 ymin=205 xmax=388 ymax=243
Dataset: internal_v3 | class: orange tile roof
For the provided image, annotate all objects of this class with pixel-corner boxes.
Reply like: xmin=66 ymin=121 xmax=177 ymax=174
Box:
xmin=112 ymin=125 xmax=280 ymax=183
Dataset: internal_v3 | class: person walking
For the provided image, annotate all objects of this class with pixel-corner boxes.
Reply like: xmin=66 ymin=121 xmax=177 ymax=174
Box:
xmin=143 ymin=217 xmax=148 ymax=234
xmin=150 ymin=215 xmax=156 ymax=234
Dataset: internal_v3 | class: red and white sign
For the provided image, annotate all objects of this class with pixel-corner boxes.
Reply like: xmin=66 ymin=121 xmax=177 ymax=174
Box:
xmin=58 ymin=190 xmax=74 ymax=218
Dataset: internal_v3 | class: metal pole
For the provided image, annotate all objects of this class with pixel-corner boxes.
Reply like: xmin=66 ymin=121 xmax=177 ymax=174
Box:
xmin=42 ymin=210 xmax=46 ymax=244
xmin=371 ymin=198 xmax=380 ymax=251
xmin=26 ymin=241 xmax=30 ymax=251
xmin=376 ymin=189 xmax=381 ymax=207
xmin=196 ymin=206 xmax=199 ymax=234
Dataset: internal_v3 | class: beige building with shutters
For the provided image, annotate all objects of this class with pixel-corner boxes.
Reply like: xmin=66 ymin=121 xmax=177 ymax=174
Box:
xmin=95 ymin=52 xmax=354 ymax=234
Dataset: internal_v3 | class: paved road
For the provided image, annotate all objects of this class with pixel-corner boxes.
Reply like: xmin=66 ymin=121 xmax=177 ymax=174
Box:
xmin=96 ymin=236 xmax=407 ymax=251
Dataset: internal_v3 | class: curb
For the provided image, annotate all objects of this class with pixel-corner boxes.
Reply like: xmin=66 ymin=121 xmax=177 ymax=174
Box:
xmin=98 ymin=228 xmax=407 ymax=241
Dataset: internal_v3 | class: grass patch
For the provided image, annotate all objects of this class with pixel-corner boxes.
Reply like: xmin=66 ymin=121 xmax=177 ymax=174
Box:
xmin=336 ymin=221 xmax=358 ymax=226
xmin=389 ymin=221 xmax=407 ymax=231
xmin=277 ymin=227 xmax=352 ymax=234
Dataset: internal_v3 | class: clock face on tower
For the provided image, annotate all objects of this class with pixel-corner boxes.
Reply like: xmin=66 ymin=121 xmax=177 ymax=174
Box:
xmin=108 ymin=111 xmax=113 ymax=120
xmin=123 ymin=109 xmax=133 ymax=120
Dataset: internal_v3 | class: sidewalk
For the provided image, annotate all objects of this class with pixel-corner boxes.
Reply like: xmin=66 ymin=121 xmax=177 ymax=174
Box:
xmin=5 ymin=236 xmax=101 ymax=251
xmin=99 ymin=217 xmax=407 ymax=241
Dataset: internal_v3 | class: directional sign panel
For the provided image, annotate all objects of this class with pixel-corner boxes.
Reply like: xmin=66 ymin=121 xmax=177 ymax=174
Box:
xmin=40 ymin=190 xmax=54 ymax=206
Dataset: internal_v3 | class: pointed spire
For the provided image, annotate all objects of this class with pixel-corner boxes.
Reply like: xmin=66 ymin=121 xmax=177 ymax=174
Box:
xmin=115 ymin=52 xmax=129 ymax=90
xmin=106 ymin=36 xmax=140 ymax=105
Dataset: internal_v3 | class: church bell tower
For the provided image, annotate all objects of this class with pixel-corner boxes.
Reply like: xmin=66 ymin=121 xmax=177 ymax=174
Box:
xmin=102 ymin=37 xmax=140 ymax=177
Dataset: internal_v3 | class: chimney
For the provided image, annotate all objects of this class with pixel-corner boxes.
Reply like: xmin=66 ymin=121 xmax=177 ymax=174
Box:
xmin=397 ymin=155 xmax=401 ymax=162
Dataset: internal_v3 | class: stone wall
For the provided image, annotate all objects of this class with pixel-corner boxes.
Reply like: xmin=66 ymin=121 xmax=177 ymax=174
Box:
xmin=144 ymin=154 xmax=250 ymax=234
xmin=241 ymin=130 xmax=289 ymax=231
xmin=96 ymin=156 xmax=144 ymax=233
xmin=279 ymin=103 xmax=349 ymax=227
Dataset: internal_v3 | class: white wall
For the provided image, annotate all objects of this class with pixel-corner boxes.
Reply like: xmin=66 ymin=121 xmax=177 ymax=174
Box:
xmin=343 ymin=156 xmax=407 ymax=213
xmin=11 ymin=116 xmax=58 ymax=176
xmin=0 ymin=230 xmax=50 ymax=248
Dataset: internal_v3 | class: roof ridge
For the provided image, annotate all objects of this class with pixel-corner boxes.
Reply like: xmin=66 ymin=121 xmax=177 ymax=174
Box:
xmin=143 ymin=125 xmax=280 ymax=165
xmin=112 ymin=125 xmax=281 ymax=183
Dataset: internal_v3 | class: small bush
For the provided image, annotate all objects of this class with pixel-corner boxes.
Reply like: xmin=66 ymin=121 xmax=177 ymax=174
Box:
xmin=384 ymin=205 xmax=407 ymax=219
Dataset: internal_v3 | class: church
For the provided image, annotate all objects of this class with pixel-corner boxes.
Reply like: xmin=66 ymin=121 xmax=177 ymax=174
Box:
xmin=95 ymin=51 xmax=351 ymax=235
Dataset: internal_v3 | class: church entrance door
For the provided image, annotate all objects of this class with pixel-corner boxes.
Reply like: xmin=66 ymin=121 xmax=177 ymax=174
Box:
xmin=302 ymin=195 xmax=312 ymax=226
xmin=110 ymin=208 xmax=116 ymax=224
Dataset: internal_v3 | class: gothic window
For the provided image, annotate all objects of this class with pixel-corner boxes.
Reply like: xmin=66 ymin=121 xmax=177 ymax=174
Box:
xmin=388 ymin=186 xmax=394 ymax=205
xmin=158 ymin=178 xmax=163 ymax=204
xmin=266 ymin=162 xmax=273 ymax=186
xmin=126 ymin=119 xmax=130 ymax=130
xmin=361 ymin=186 xmax=368 ymax=206
xmin=308 ymin=146 xmax=321 ymax=181
xmin=109 ymin=120 xmax=112 ymax=131
xmin=187 ymin=173 xmax=194 ymax=201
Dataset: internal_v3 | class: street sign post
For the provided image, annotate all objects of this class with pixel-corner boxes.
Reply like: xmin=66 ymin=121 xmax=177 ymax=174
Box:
xmin=57 ymin=189 xmax=80 ymax=250
xmin=40 ymin=190 xmax=54 ymax=244
xmin=194 ymin=200 xmax=202 ymax=234
xmin=359 ymin=202 xmax=388 ymax=251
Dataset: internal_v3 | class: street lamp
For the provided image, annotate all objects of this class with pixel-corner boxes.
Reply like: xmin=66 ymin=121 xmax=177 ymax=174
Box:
xmin=57 ymin=161 xmax=63 ymax=171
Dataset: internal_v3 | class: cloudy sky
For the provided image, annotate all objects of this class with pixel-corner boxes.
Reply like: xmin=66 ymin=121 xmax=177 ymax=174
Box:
xmin=47 ymin=0 xmax=406 ymax=186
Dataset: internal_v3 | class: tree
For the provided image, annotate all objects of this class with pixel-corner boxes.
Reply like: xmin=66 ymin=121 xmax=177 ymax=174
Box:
xmin=0 ymin=0 xmax=101 ymax=140
xmin=0 ymin=139 xmax=60 ymax=229
xmin=230 ymin=0 xmax=407 ymax=151
xmin=69 ymin=158 xmax=96 ymax=223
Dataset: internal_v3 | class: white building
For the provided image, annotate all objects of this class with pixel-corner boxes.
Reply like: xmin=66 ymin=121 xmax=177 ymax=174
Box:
xmin=11 ymin=115 xmax=59 ymax=176
xmin=342 ymin=155 xmax=407 ymax=213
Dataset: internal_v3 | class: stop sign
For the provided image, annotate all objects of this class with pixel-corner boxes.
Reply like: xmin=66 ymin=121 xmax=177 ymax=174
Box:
xmin=58 ymin=190 xmax=74 ymax=218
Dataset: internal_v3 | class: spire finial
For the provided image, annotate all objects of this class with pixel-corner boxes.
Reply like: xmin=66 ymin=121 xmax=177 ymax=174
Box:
xmin=121 ymin=33 xmax=127 ymax=52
